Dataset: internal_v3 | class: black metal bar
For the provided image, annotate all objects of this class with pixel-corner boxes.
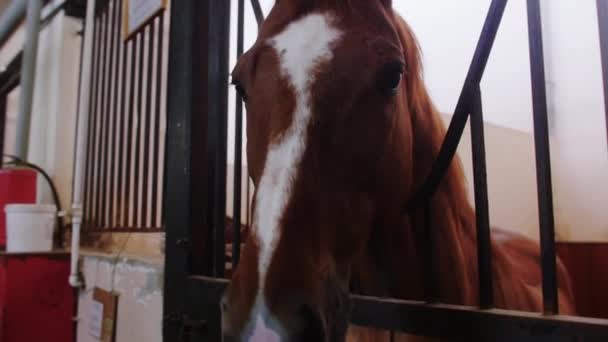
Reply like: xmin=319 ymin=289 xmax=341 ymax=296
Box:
xmin=124 ymin=34 xmax=138 ymax=227
xmin=0 ymin=52 xmax=21 ymax=95
xmin=100 ymin=2 xmax=118 ymax=229
xmin=163 ymin=0 xmax=193 ymax=335
xmin=151 ymin=14 xmax=164 ymax=228
xmin=190 ymin=277 xmax=608 ymax=341
xmin=469 ymin=85 xmax=493 ymax=309
xmin=84 ymin=13 xmax=101 ymax=229
xmin=0 ymin=94 xmax=6 ymax=164
xmin=405 ymin=0 xmax=508 ymax=212
xmin=597 ymin=0 xmax=608 ymax=149
xmin=423 ymin=200 xmax=435 ymax=303
xmin=232 ymin=0 xmax=245 ymax=269
xmin=250 ymin=0 xmax=264 ymax=25
xmin=163 ymin=0 xmax=219 ymax=339
xmin=85 ymin=227 xmax=164 ymax=233
xmin=526 ymin=0 xmax=558 ymax=315
xmin=117 ymin=2 xmax=129 ymax=226
xmin=209 ymin=0 xmax=231 ymax=278
xmin=133 ymin=31 xmax=145 ymax=228
xmin=94 ymin=9 xmax=110 ymax=229
xmin=108 ymin=0 xmax=121 ymax=228
xmin=141 ymin=22 xmax=155 ymax=228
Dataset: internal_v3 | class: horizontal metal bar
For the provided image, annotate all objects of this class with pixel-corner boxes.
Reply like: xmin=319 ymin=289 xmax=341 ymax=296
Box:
xmin=351 ymin=296 xmax=608 ymax=341
xmin=83 ymin=227 xmax=163 ymax=233
xmin=189 ymin=277 xmax=608 ymax=341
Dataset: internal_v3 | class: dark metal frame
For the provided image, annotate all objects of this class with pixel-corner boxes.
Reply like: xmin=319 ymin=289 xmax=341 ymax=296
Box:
xmin=598 ymin=0 xmax=608 ymax=148
xmin=163 ymin=0 xmax=608 ymax=340
xmin=0 ymin=53 xmax=21 ymax=167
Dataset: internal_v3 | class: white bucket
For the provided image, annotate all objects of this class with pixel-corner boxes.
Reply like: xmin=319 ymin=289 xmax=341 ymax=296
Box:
xmin=5 ymin=204 xmax=56 ymax=252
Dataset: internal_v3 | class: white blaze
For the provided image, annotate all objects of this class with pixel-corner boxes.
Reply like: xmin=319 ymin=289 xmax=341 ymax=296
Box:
xmin=254 ymin=13 xmax=342 ymax=292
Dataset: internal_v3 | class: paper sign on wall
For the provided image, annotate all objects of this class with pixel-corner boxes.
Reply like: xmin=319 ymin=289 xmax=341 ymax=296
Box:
xmin=90 ymin=287 xmax=119 ymax=342
xmin=123 ymin=0 xmax=167 ymax=41
xmin=88 ymin=301 xmax=104 ymax=339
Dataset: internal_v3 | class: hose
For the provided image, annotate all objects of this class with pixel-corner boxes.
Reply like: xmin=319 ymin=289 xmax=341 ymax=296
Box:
xmin=2 ymin=154 xmax=65 ymax=249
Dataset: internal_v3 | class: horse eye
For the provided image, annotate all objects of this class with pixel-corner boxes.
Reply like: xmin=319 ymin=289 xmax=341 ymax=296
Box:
xmin=231 ymin=80 xmax=248 ymax=101
xmin=378 ymin=62 xmax=404 ymax=94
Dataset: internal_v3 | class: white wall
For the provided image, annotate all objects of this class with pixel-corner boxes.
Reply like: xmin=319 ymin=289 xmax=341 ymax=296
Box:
xmin=402 ymin=0 xmax=608 ymax=242
xmin=77 ymin=255 xmax=163 ymax=342
xmin=30 ymin=5 xmax=82 ymax=207
xmin=396 ymin=0 xmax=535 ymax=132
xmin=542 ymin=0 xmax=608 ymax=242
xmin=0 ymin=1 xmax=82 ymax=210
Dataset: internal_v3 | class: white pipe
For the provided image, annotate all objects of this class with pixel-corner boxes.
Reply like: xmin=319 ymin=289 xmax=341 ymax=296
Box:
xmin=70 ymin=0 xmax=96 ymax=288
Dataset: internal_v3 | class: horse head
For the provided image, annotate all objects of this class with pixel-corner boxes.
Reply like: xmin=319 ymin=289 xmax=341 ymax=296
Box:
xmin=222 ymin=1 xmax=449 ymax=340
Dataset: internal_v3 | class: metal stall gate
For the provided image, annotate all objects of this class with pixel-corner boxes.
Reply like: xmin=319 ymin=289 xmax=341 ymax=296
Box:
xmin=82 ymin=0 xmax=168 ymax=234
xmin=163 ymin=0 xmax=608 ymax=340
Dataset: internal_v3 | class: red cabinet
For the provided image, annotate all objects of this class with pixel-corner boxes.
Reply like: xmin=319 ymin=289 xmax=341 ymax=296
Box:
xmin=0 ymin=252 xmax=75 ymax=342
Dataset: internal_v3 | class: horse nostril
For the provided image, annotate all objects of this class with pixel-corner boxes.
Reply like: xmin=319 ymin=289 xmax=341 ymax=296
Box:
xmin=296 ymin=304 xmax=325 ymax=342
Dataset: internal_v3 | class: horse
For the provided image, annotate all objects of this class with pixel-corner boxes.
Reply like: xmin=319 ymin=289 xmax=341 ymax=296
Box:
xmin=221 ymin=1 xmax=575 ymax=341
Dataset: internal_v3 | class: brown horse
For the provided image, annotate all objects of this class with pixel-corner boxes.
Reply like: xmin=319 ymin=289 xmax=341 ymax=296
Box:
xmin=221 ymin=1 xmax=575 ymax=341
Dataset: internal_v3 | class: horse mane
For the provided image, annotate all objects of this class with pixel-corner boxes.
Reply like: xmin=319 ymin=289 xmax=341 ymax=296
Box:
xmin=388 ymin=13 xmax=576 ymax=313
xmin=389 ymin=13 xmax=481 ymax=305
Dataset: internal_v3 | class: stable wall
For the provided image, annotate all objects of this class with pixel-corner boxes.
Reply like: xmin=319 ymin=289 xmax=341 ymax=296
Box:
xmin=0 ymin=0 xmax=82 ymax=212
xmin=76 ymin=255 xmax=163 ymax=342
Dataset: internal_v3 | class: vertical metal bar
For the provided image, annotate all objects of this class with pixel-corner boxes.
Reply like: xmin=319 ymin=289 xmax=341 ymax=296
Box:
xmin=0 ymin=93 xmax=6 ymax=165
xmin=151 ymin=14 xmax=164 ymax=228
xmin=424 ymin=200 xmax=436 ymax=303
xmin=164 ymin=0 xmax=220 ymax=338
xmin=100 ymin=0 xmax=118 ymax=229
xmin=405 ymin=0 xmax=508 ymax=210
xmin=527 ymin=0 xmax=559 ymax=315
xmin=108 ymin=0 xmax=121 ymax=228
xmin=469 ymin=85 xmax=493 ymax=309
xmin=232 ymin=0 xmax=245 ymax=269
xmin=597 ymin=0 xmax=608 ymax=149
xmin=94 ymin=9 xmax=110 ymax=229
xmin=250 ymin=0 xmax=265 ymax=26
xmin=124 ymin=34 xmax=138 ymax=228
xmin=133 ymin=31 xmax=145 ymax=227
xmin=14 ymin=0 xmax=42 ymax=160
xmin=210 ymin=0 xmax=232 ymax=278
xmin=141 ymin=22 xmax=155 ymax=228
xmin=84 ymin=13 xmax=102 ymax=229
xmin=117 ymin=3 xmax=129 ymax=226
